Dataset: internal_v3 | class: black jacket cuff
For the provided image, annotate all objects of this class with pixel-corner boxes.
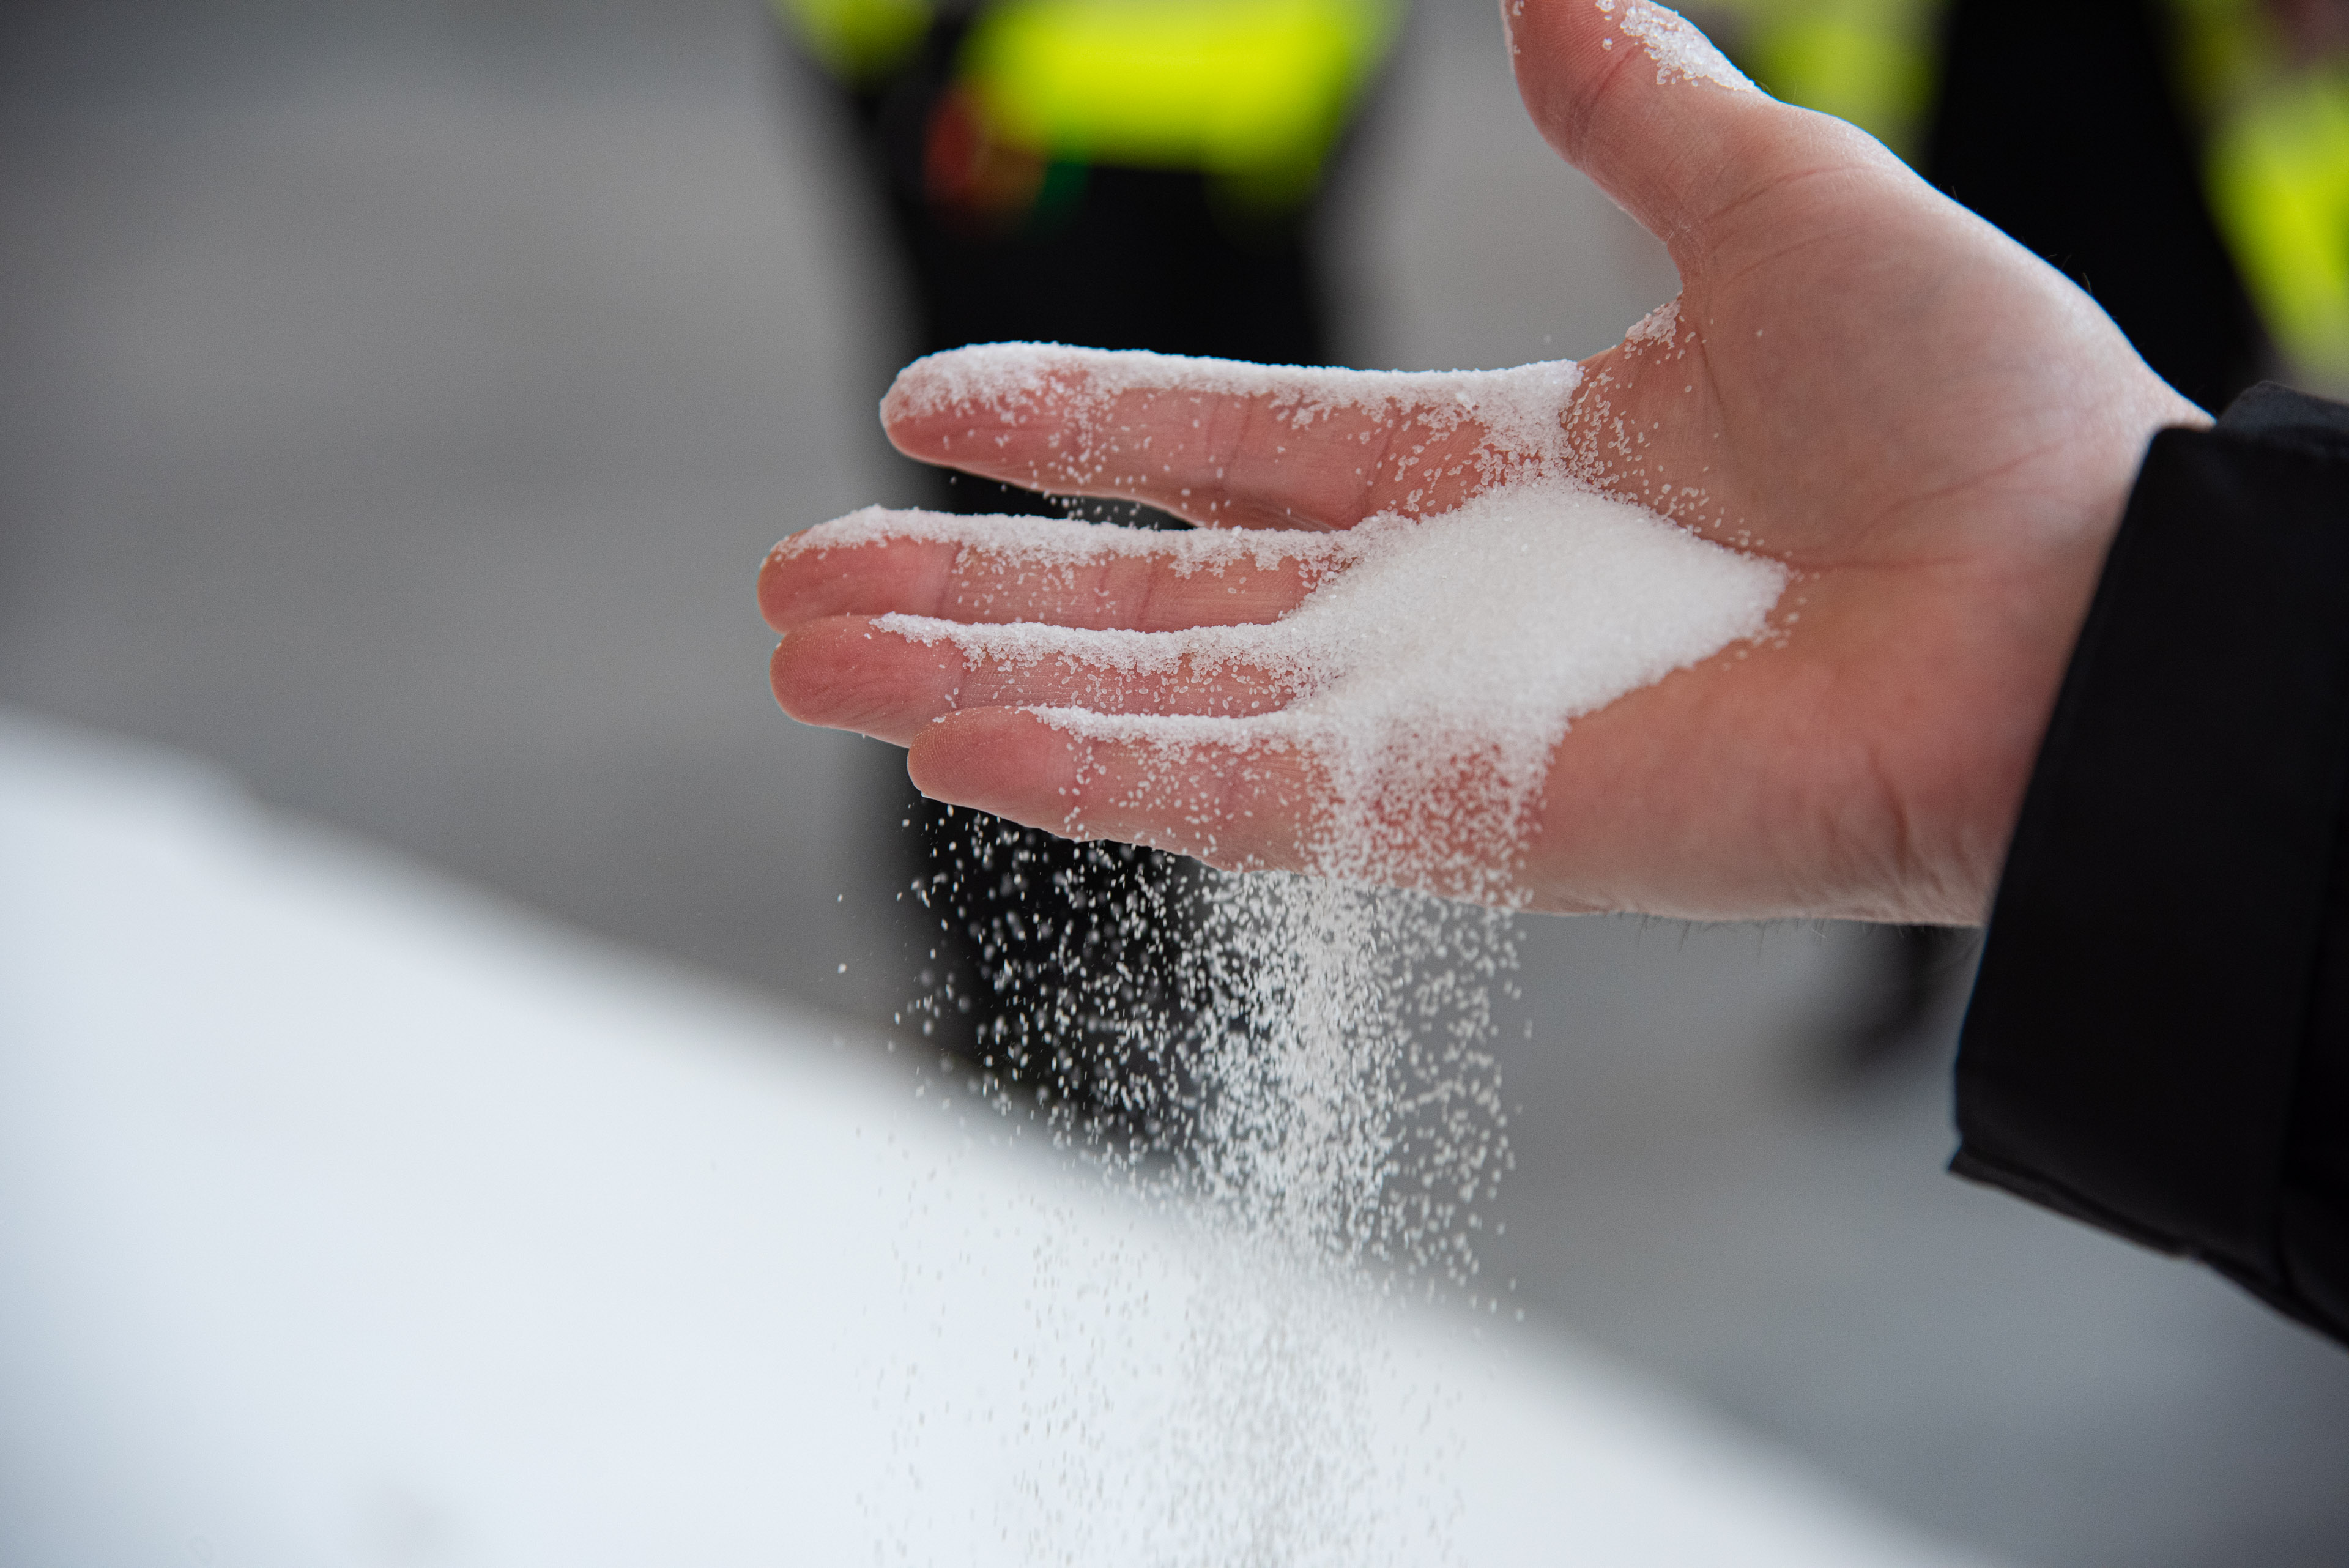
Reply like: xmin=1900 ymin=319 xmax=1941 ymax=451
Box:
xmin=1953 ymin=382 xmax=2349 ymax=1345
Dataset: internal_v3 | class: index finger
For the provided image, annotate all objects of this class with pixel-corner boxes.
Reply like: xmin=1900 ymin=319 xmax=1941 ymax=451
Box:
xmin=880 ymin=344 xmax=1587 ymax=531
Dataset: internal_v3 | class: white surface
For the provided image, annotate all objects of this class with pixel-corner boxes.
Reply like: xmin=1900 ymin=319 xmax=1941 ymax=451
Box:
xmin=0 ymin=712 xmax=2001 ymax=1567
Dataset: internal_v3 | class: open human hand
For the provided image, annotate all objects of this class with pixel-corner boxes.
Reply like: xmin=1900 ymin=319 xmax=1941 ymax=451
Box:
xmin=760 ymin=0 xmax=2204 ymax=924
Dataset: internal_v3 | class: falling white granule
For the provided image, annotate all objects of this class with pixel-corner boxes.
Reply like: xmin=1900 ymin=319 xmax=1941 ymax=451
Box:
xmin=812 ymin=338 xmax=1784 ymax=1561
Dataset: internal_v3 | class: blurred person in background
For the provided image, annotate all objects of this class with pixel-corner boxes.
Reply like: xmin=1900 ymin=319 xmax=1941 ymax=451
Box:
xmin=761 ymin=0 xmax=2349 ymax=1349
xmin=1688 ymin=0 xmax=2349 ymax=1066
xmin=779 ymin=0 xmax=2349 ymax=1093
xmin=772 ymin=0 xmax=1401 ymax=1117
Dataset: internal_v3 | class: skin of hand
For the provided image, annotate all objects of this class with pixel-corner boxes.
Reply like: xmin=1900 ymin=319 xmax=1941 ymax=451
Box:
xmin=760 ymin=0 xmax=2207 ymax=926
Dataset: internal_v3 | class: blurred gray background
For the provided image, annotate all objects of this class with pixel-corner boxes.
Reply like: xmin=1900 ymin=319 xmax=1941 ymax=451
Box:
xmin=4 ymin=2 xmax=2345 ymax=1564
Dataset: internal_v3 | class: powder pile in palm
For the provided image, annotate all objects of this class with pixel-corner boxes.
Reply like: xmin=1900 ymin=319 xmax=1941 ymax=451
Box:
xmin=877 ymin=485 xmax=1779 ymax=896
xmin=814 ymin=342 xmax=1789 ymax=897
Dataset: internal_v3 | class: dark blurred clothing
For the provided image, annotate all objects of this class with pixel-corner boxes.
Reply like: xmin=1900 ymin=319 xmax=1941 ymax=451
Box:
xmin=1924 ymin=0 xmax=2272 ymax=412
xmin=818 ymin=14 xmax=1334 ymax=373
xmin=1959 ymin=382 xmax=2349 ymax=1348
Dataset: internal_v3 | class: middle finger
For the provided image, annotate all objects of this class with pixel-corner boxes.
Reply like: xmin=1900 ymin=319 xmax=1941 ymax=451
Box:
xmin=759 ymin=507 xmax=1354 ymax=634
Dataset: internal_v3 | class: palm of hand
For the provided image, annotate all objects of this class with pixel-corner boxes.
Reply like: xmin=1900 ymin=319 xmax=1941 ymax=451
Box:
xmin=762 ymin=0 xmax=2203 ymax=924
xmin=1518 ymin=99 xmax=2201 ymax=920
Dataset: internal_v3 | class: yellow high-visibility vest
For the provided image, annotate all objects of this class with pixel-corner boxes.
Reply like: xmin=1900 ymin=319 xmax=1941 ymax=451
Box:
xmin=777 ymin=0 xmax=934 ymax=84
xmin=2205 ymin=70 xmax=2349 ymax=377
xmin=1698 ymin=0 xmax=1942 ymax=157
xmin=776 ymin=0 xmax=1400 ymax=206
xmin=1709 ymin=0 xmax=2349 ymax=382
xmin=2174 ymin=0 xmax=2349 ymax=380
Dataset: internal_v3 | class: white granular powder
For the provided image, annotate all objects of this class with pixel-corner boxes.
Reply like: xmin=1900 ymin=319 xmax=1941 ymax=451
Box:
xmin=800 ymin=491 xmax=1779 ymax=901
xmin=1603 ymin=0 xmax=1757 ymax=92
xmin=814 ymin=338 xmax=1785 ymax=1558
xmin=800 ymin=343 xmax=1788 ymax=896
xmin=1622 ymin=292 xmax=1682 ymax=349
xmin=806 ymin=502 xmax=1359 ymax=579
xmin=883 ymin=341 xmax=1586 ymax=522
xmin=884 ymin=344 xmax=1584 ymax=468
xmin=870 ymin=482 xmax=1781 ymax=894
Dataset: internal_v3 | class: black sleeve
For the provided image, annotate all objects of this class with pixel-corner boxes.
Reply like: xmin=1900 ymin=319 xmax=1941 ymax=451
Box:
xmin=1953 ymin=382 xmax=2349 ymax=1347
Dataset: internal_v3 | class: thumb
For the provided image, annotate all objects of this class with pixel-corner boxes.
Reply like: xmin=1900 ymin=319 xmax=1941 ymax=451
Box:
xmin=1505 ymin=0 xmax=1881 ymax=258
